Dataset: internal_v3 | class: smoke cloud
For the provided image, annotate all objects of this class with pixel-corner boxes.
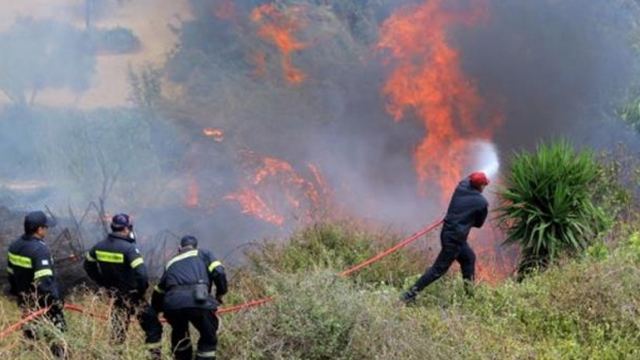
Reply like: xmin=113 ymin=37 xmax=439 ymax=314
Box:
xmin=0 ymin=0 xmax=638 ymax=271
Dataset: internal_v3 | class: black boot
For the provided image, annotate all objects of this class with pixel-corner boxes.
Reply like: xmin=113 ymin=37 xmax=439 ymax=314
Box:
xmin=148 ymin=346 xmax=162 ymax=360
xmin=400 ymin=287 xmax=418 ymax=305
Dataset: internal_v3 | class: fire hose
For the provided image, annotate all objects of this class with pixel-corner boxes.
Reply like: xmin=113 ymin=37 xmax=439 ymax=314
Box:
xmin=0 ymin=218 xmax=443 ymax=340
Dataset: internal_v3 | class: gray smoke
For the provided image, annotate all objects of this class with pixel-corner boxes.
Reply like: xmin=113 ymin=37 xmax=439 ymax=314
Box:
xmin=0 ymin=0 xmax=638 ymax=268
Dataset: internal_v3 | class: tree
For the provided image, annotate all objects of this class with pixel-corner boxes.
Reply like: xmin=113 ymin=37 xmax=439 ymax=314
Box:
xmin=0 ymin=18 xmax=96 ymax=106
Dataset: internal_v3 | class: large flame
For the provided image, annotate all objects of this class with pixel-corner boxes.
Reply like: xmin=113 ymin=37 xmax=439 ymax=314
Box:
xmin=225 ymin=152 xmax=329 ymax=226
xmin=250 ymin=4 xmax=307 ymax=84
xmin=378 ymin=0 xmax=501 ymax=199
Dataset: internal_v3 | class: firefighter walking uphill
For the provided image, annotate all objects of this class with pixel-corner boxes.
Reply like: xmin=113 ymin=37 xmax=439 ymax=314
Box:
xmin=152 ymin=235 xmax=228 ymax=360
xmin=401 ymin=172 xmax=490 ymax=303
xmin=83 ymin=213 xmax=162 ymax=359
xmin=7 ymin=210 xmax=67 ymax=358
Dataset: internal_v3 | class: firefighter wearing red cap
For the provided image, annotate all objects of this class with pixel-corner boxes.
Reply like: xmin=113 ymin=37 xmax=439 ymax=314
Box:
xmin=401 ymin=172 xmax=490 ymax=303
xmin=83 ymin=213 xmax=162 ymax=359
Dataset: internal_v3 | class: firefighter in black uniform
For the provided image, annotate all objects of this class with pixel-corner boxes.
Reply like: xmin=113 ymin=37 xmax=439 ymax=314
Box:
xmin=83 ymin=213 xmax=162 ymax=359
xmin=401 ymin=172 xmax=490 ymax=303
xmin=152 ymin=235 xmax=228 ymax=360
xmin=7 ymin=211 xmax=66 ymax=358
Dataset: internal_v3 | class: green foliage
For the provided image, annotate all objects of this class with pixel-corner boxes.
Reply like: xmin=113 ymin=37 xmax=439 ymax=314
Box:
xmin=128 ymin=64 xmax=163 ymax=114
xmin=93 ymin=27 xmax=141 ymax=55
xmin=497 ymin=141 xmax=610 ymax=276
xmin=619 ymin=93 xmax=640 ymax=132
xmin=245 ymin=222 xmax=432 ymax=287
xmin=594 ymin=145 xmax=640 ymax=222
xmin=2 ymin=224 xmax=640 ymax=359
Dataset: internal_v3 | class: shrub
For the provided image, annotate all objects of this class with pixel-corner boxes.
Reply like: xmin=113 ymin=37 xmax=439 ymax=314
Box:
xmin=497 ymin=141 xmax=609 ymax=277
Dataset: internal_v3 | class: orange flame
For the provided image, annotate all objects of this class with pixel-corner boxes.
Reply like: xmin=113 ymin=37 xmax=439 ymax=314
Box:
xmin=251 ymin=4 xmax=307 ymax=84
xmin=224 ymin=188 xmax=286 ymax=226
xmin=186 ymin=176 xmax=199 ymax=208
xmin=379 ymin=0 xmax=501 ymax=199
xmin=225 ymin=152 xmax=329 ymax=226
xmin=203 ymin=128 xmax=224 ymax=142
xmin=469 ymin=223 xmax=518 ymax=284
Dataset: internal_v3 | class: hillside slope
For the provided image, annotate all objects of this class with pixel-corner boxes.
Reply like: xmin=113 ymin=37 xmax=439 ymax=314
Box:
xmin=0 ymin=223 xmax=639 ymax=359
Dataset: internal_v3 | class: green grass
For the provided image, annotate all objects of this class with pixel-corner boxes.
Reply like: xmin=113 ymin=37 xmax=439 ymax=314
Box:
xmin=1 ymin=222 xmax=639 ymax=359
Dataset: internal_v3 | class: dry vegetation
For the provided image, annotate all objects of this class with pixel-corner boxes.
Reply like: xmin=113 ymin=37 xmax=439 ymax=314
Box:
xmin=1 ymin=223 xmax=639 ymax=359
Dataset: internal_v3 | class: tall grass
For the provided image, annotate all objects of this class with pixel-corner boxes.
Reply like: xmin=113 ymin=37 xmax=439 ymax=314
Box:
xmin=2 ymin=223 xmax=639 ymax=359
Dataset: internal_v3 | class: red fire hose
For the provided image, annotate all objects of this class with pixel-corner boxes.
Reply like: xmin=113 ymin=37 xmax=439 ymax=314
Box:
xmin=339 ymin=218 xmax=443 ymax=277
xmin=0 ymin=306 xmax=50 ymax=340
xmin=0 ymin=218 xmax=443 ymax=340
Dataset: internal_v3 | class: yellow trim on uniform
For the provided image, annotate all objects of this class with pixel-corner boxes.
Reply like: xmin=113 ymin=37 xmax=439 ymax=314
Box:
xmin=130 ymin=257 xmax=144 ymax=269
xmin=145 ymin=342 xmax=162 ymax=349
xmin=166 ymin=249 xmax=199 ymax=269
xmin=7 ymin=267 xmax=14 ymax=274
xmin=95 ymin=250 xmax=125 ymax=264
xmin=196 ymin=350 xmax=216 ymax=358
xmin=85 ymin=252 xmax=96 ymax=262
xmin=208 ymin=260 xmax=222 ymax=273
xmin=34 ymin=269 xmax=53 ymax=279
xmin=8 ymin=252 xmax=32 ymax=269
xmin=153 ymin=285 xmax=165 ymax=294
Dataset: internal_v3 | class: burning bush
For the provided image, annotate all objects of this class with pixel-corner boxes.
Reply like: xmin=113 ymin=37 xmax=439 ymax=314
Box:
xmin=497 ymin=141 xmax=610 ymax=278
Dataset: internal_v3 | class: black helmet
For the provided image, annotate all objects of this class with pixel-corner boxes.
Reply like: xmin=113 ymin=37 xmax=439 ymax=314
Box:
xmin=111 ymin=213 xmax=133 ymax=232
xmin=24 ymin=211 xmax=56 ymax=234
xmin=180 ymin=235 xmax=198 ymax=249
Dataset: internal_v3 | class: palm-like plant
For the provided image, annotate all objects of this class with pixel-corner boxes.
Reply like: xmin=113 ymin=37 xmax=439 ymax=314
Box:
xmin=497 ymin=141 xmax=609 ymax=278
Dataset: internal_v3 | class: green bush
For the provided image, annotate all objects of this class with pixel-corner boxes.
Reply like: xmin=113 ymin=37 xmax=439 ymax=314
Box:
xmin=497 ymin=141 xmax=610 ymax=277
xmin=245 ymin=221 xmax=434 ymax=287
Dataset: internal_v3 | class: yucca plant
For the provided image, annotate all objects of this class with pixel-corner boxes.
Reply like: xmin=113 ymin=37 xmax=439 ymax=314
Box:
xmin=497 ymin=141 xmax=609 ymax=278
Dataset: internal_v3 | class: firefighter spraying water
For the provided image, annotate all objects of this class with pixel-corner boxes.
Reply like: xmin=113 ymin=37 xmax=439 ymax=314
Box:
xmin=401 ymin=171 xmax=491 ymax=303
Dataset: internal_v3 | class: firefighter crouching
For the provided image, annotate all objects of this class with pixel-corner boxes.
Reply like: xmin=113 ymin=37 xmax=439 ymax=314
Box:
xmin=152 ymin=235 xmax=228 ymax=360
xmin=83 ymin=213 xmax=162 ymax=359
xmin=7 ymin=211 xmax=67 ymax=358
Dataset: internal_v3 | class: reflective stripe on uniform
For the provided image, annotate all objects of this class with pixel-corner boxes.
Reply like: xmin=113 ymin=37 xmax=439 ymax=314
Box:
xmin=8 ymin=252 xmax=33 ymax=268
xmin=95 ymin=250 xmax=125 ymax=263
xmin=145 ymin=342 xmax=162 ymax=349
xmin=130 ymin=257 xmax=144 ymax=269
xmin=208 ymin=260 xmax=222 ymax=273
xmin=85 ymin=252 xmax=96 ymax=262
xmin=166 ymin=249 xmax=199 ymax=269
xmin=153 ymin=285 xmax=165 ymax=294
xmin=7 ymin=267 xmax=13 ymax=274
xmin=34 ymin=269 xmax=53 ymax=279
xmin=196 ymin=350 xmax=216 ymax=358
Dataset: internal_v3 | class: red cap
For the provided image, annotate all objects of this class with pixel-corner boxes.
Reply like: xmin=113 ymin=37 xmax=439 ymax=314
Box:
xmin=469 ymin=172 xmax=490 ymax=189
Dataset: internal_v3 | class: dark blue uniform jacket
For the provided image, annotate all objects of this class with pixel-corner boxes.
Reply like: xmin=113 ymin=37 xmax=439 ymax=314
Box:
xmin=152 ymin=249 xmax=228 ymax=312
xmin=84 ymin=233 xmax=148 ymax=296
xmin=8 ymin=234 xmax=61 ymax=303
xmin=442 ymin=179 xmax=489 ymax=241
